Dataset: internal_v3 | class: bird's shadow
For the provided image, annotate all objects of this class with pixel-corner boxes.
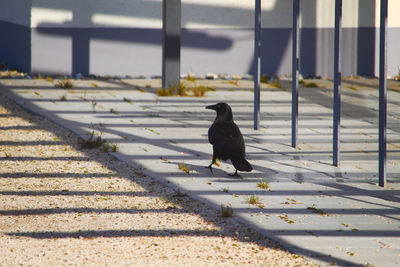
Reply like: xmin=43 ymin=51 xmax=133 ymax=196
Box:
xmin=163 ymin=160 xmax=244 ymax=179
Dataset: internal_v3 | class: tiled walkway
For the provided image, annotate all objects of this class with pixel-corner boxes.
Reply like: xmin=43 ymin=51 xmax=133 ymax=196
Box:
xmin=1 ymin=78 xmax=399 ymax=266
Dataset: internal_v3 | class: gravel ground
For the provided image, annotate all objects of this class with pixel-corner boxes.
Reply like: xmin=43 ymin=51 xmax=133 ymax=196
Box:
xmin=0 ymin=94 xmax=315 ymax=266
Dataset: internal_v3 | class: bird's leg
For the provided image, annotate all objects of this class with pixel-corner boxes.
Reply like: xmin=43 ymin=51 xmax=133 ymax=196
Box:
xmin=205 ymin=154 xmax=216 ymax=173
xmin=228 ymin=169 xmax=240 ymax=177
xmin=206 ymin=163 xmax=213 ymax=173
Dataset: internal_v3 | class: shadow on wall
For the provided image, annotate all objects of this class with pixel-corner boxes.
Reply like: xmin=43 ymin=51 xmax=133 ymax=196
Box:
xmin=1 ymin=0 xmax=378 ymax=77
xmin=32 ymin=0 xmax=291 ymax=76
xmin=0 ymin=0 xmax=31 ymax=72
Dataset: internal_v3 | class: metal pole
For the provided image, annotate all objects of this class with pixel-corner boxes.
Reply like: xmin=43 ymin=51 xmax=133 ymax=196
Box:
xmin=254 ymin=0 xmax=261 ymax=130
xmin=333 ymin=0 xmax=342 ymax=167
xmin=379 ymin=0 xmax=388 ymax=187
xmin=162 ymin=0 xmax=181 ymax=89
xmin=292 ymin=0 xmax=300 ymax=148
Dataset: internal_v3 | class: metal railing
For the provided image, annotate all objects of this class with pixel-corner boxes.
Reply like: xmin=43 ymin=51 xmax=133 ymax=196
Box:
xmin=161 ymin=0 xmax=389 ymax=187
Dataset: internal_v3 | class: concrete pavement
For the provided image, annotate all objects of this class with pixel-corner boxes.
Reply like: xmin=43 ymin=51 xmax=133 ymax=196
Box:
xmin=1 ymin=77 xmax=399 ymax=266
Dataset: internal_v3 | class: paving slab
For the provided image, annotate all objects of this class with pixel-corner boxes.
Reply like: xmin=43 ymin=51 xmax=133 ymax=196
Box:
xmin=1 ymin=78 xmax=399 ymax=266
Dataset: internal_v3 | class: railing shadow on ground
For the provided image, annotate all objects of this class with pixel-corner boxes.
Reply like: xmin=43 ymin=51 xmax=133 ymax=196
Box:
xmin=0 ymin=80 xmax=399 ymax=266
xmin=1 ymin=79 xmax=399 ymax=180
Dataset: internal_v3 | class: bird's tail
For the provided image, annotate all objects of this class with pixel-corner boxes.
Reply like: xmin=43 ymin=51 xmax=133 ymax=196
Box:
xmin=231 ymin=158 xmax=253 ymax=172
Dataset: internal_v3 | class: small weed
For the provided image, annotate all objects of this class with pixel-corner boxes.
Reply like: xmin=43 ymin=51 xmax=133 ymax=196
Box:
xmin=146 ymin=128 xmax=160 ymax=135
xmin=112 ymin=144 xmax=118 ymax=152
xmin=179 ymin=162 xmax=190 ymax=174
xmin=123 ymin=97 xmax=133 ymax=104
xmin=307 ymin=205 xmax=328 ymax=216
xmin=160 ymin=157 xmax=169 ymax=163
xmin=303 ymin=81 xmax=318 ymax=87
xmin=59 ymin=95 xmax=67 ymax=101
xmin=347 ymin=85 xmax=357 ymax=91
xmin=221 ymin=187 xmax=229 ymax=193
xmin=245 ymin=194 xmax=261 ymax=205
xmin=46 ymin=76 xmax=53 ymax=82
xmin=79 ymin=130 xmax=106 ymax=149
xmin=158 ymin=82 xmax=211 ymax=97
xmin=186 ymin=76 xmax=196 ymax=82
xmin=282 ymin=198 xmax=303 ymax=205
xmin=176 ymin=82 xmax=188 ymax=96
xmin=377 ymin=241 xmax=390 ymax=247
xmin=102 ymin=143 xmax=118 ymax=152
xmin=55 ymin=79 xmax=74 ymax=89
xmin=346 ymin=251 xmax=355 ymax=256
xmin=347 ymin=74 xmax=361 ymax=80
xmin=221 ymin=203 xmax=233 ymax=217
xmin=260 ymin=75 xmax=270 ymax=83
xmin=191 ymin=85 xmax=207 ymax=97
xmin=257 ymin=180 xmax=269 ymax=190
xmin=394 ymin=66 xmax=400 ymax=81
xmin=135 ymin=171 xmax=144 ymax=176
xmin=81 ymin=90 xmax=89 ymax=100
xmin=224 ymin=80 xmax=239 ymax=86
xmin=110 ymin=108 xmax=119 ymax=115
xmin=91 ymin=100 xmax=98 ymax=112
xmin=91 ymin=82 xmax=99 ymax=88
xmin=157 ymin=86 xmax=175 ymax=96
xmin=119 ymin=135 xmax=128 ymax=140
xmin=269 ymin=80 xmax=283 ymax=89
xmin=158 ymin=82 xmax=188 ymax=96
xmin=278 ymin=214 xmax=295 ymax=224
xmin=172 ymin=189 xmax=188 ymax=197
xmin=148 ymin=114 xmax=160 ymax=117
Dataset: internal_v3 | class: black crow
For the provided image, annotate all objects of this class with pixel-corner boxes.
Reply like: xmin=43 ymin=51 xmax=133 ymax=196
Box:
xmin=206 ymin=102 xmax=253 ymax=176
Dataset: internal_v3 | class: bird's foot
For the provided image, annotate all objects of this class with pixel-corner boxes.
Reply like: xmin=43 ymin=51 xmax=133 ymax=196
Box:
xmin=205 ymin=164 xmax=213 ymax=174
xmin=228 ymin=170 xmax=240 ymax=177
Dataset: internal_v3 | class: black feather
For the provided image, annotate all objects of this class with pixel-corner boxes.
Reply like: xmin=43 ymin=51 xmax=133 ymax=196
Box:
xmin=206 ymin=102 xmax=253 ymax=176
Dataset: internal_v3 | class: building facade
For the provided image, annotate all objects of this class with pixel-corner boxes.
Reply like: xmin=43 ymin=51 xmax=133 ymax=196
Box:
xmin=1 ymin=0 xmax=399 ymax=78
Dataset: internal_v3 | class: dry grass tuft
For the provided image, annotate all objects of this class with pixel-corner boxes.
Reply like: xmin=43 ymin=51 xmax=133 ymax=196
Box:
xmin=221 ymin=203 xmax=233 ymax=217
xmin=178 ymin=162 xmax=190 ymax=174
xmin=55 ymin=79 xmax=74 ymax=89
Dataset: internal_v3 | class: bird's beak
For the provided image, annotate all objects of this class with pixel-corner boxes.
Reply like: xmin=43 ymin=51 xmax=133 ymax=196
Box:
xmin=206 ymin=104 xmax=218 ymax=110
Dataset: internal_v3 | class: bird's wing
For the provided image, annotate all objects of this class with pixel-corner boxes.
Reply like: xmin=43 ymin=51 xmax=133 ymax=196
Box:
xmin=208 ymin=124 xmax=217 ymax=144
xmin=209 ymin=121 xmax=245 ymax=156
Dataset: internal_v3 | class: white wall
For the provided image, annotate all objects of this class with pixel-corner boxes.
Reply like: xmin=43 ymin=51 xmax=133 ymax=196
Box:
xmin=29 ymin=0 xmax=400 ymax=30
xmin=1 ymin=0 xmax=399 ymax=76
xmin=31 ymin=0 xmax=163 ymax=28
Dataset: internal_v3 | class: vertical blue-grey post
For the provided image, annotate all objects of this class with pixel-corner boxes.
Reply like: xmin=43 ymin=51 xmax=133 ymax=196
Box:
xmin=333 ymin=0 xmax=342 ymax=167
xmin=291 ymin=0 xmax=300 ymax=148
xmin=162 ymin=0 xmax=181 ymax=89
xmin=379 ymin=0 xmax=388 ymax=187
xmin=253 ymin=0 xmax=261 ymax=130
